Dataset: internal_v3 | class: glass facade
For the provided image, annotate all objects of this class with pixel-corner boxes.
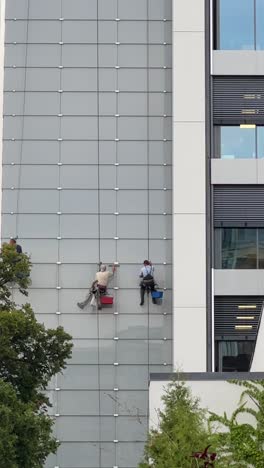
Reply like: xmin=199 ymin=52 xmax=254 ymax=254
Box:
xmin=216 ymin=341 xmax=254 ymax=371
xmin=217 ymin=126 xmax=264 ymax=159
xmin=2 ymin=1 xmax=173 ymax=467
xmin=215 ymin=228 xmax=264 ymax=269
xmin=216 ymin=0 xmax=264 ymax=50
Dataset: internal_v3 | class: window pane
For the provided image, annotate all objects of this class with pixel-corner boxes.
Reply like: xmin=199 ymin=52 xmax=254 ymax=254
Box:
xmin=257 ymin=127 xmax=264 ymax=158
xmin=222 ymin=228 xmax=257 ymax=269
xmin=220 ymin=126 xmax=255 ymax=159
xmin=218 ymin=341 xmax=254 ymax=372
xmin=258 ymin=228 xmax=264 ymax=268
xmin=256 ymin=0 xmax=264 ymax=49
xmin=219 ymin=0 xmax=254 ymax=50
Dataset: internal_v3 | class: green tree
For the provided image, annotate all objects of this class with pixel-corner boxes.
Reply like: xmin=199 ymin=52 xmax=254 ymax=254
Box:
xmin=209 ymin=380 xmax=264 ymax=467
xmin=0 ymin=242 xmax=73 ymax=466
xmin=139 ymin=379 xmax=213 ymax=468
xmin=0 ymin=379 xmax=57 ymax=468
xmin=0 ymin=243 xmax=31 ymax=310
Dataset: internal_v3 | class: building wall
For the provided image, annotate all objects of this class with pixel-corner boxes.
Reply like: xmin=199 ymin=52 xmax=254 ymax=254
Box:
xmin=1 ymin=1 xmax=173 ymax=467
xmin=173 ymin=0 xmax=207 ymax=372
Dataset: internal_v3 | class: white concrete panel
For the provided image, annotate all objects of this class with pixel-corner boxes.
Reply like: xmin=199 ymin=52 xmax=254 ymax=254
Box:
xmin=257 ymin=159 xmax=264 ymax=184
xmin=214 ymin=269 xmax=264 ymax=296
xmin=173 ymin=307 xmax=207 ymax=372
xmin=173 ymin=32 xmax=205 ymax=122
xmin=150 ymin=380 xmax=255 ymax=430
xmin=173 ymin=214 xmax=206 ymax=307
xmin=211 ymin=159 xmax=258 ymax=185
xmin=173 ymin=0 xmax=204 ymax=32
xmin=0 ymin=1 xmax=6 ymax=239
xmin=213 ymin=51 xmax=264 ymax=76
xmin=251 ymin=309 xmax=264 ymax=371
xmin=173 ymin=122 xmax=205 ymax=213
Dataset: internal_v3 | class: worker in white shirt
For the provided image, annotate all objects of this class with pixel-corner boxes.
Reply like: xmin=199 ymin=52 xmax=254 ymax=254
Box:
xmin=139 ymin=260 xmax=157 ymax=306
xmin=77 ymin=263 xmax=116 ymax=310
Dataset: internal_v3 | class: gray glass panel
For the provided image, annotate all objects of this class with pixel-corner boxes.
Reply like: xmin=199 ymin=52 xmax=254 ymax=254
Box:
xmin=116 ymin=365 xmax=149 ymax=389
xmin=62 ymin=45 xmax=97 ymax=67
xmin=99 ymin=239 xmax=116 ymax=263
xmin=2 ymin=165 xmax=19 ymax=188
xmin=3 ymin=141 xmax=59 ymax=164
xmin=56 ymin=416 xmax=101 ymax=441
xmin=149 ymin=239 xmax=172 ymax=263
xmin=220 ymin=126 xmax=256 ymax=159
xmin=118 ymin=93 xmax=147 ymax=116
xmin=25 ymin=69 xmax=60 ymax=92
xmin=117 ymin=166 xmax=147 ymax=189
xmin=100 ymin=190 xmax=116 ymax=213
xmin=18 ymin=214 xmax=59 ymax=237
xmin=98 ymin=365 xmax=115 ymax=388
xmin=58 ymin=365 xmax=99 ymax=389
xmin=149 ymin=190 xmax=172 ymax=213
xmin=149 ymin=21 xmax=172 ymax=43
xmin=149 ymin=69 xmax=172 ymax=92
xmin=117 ymin=215 xmax=148 ymax=238
xmin=4 ymin=69 xmax=25 ymax=91
xmin=23 ymin=117 xmax=60 ymax=139
xmin=149 ymin=141 xmax=172 ymax=164
xmin=116 ymin=340 xmax=148 ymax=364
xmin=61 ymin=117 xmax=98 ymax=140
xmin=117 ymin=141 xmax=148 ymax=164
xmin=2 ymin=189 xmax=17 ymax=212
xmin=27 ymin=289 xmax=58 ymax=314
xmin=114 ymin=265 xmax=142 ymax=289
xmin=100 ymin=215 xmax=116 ymax=238
xmin=117 ymin=315 xmax=148 ymax=339
xmin=99 ymin=117 xmax=117 ymax=140
xmin=99 ymin=141 xmax=116 ymax=164
xmin=58 ymin=391 xmax=99 ymax=415
xmin=20 ymin=239 xmax=58 ymax=262
xmin=56 ymin=442 xmax=99 ymax=467
xmin=118 ymin=45 xmax=147 ymax=67
xmin=62 ymin=0 xmax=97 ymax=19
xmin=4 ymin=44 xmax=27 ymax=67
xmin=28 ymin=21 xmax=60 ymax=43
xmin=148 ymin=0 xmax=172 ymax=19
xmin=117 ymin=442 xmax=145 ymax=466
xmin=61 ymin=69 xmax=97 ymax=92
xmin=115 ymin=290 xmax=147 ymax=313
xmin=5 ymin=0 xmax=28 ymax=19
xmin=99 ymin=45 xmax=118 ymax=67
xmin=100 ymin=443 xmax=116 ymax=468
xmin=61 ymin=93 xmax=97 ymax=116
xmin=5 ymin=21 xmax=28 ymax=43
xmin=149 ymin=340 xmax=172 ymax=364
xmin=99 ymin=166 xmax=116 ymax=189
xmin=60 ymin=288 xmax=98 ymax=314
xmin=35 ymin=314 xmax=58 ymax=330
xmin=31 ymin=265 xmax=57 ymax=288
xmin=149 ymin=315 xmax=172 ymax=339
xmin=29 ymin=0 xmax=61 ymax=19
xmin=99 ymin=69 xmax=117 ymax=91
xmin=118 ymin=69 xmax=148 ymax=92
xmin=19 ymin=190 xmax=59 ymax=213
xmin=62 ymin=21 xmax=97 ymax=43
xmin=60 ymin=264 xmax=97 ymax=288
xmin=117 ymin=190 xmax=148 ymax=214
xmin=149 ymin=93 xmax=172 ymax=116
xmin=99 ymin=92 xmax=117 ymax=115
xmin=60 ymin=239 xmax=99 ymax=263
xmin=219 ymin=0 xmax=254 ymax=50
xmin=149 ymin=117 xmax=172 ymax=140
xmin=118 ymin=117 xmax=147 ymax=140
xmin=1 ymin=214 xmax=16 ymax=238
xmin=20 ymin=166 xmax=59 ymax=189
xmin=149 ymin=44 xmax=172 ymax=67
xmin=118 ymin=21 xmax=147 ymax=43
xmin=61 ymin=166 xmax=98 ymax=189
xmin=119 ymin=0 xmax=147 ymax=19
xmin=117 ymin=416 xmax=147 ymax=441
xmin=98 ymin=21 xmax=117 ymax=43
xmin=61 ymin=141 xmax=98 ymax=164
xmin=113 ymin=391 xmax=148 ymax=415
xmin=27 ymin=45 xmax=61 ymax=67
xmin=98 ymin=0 xmax=117 ymax=19
xmin=4 ymin=92 xmax=24 ymax=114
xmin=149 ymin=214 xmax=172 ymax=238
xmin=118 ymin=240 xmax=148 ymax=263
xmin=149 ymin=166 xmax=172 ymax=189
xmin=60 ymin=215 xmax=99 ymax=238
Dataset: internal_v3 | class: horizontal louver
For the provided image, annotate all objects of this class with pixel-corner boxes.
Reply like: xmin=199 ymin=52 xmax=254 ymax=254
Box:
xmin=214 ymin=77 xmax=264 ymax=124
xmin=215 ymin=296 xmax=263 ymax=339
xmin=214 ymin=186 xmax=264 ymax=227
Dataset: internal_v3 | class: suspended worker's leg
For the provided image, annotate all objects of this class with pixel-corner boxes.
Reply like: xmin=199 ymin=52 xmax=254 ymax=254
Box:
xmin=140 ymin=282 xmax=146 ymax=306
xmin=150 ymin=281 xmax=157 ymax=304
xmin=77 ymin=292 xmax=92 ymax=309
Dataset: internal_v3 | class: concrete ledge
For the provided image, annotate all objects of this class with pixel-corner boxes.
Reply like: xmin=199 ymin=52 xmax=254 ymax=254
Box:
xmin=211 ymin=159 xmax=258 ymax=184
xmin=214 ymin=269 xmax=264 ymax=296
xmin=213 ymin=50 xmax=264 ymax=75
xmin=150 ymin=372 xmax=264 ymax=381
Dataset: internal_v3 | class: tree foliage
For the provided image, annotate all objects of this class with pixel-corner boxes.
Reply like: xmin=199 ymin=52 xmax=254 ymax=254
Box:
xmin=209 ymin=379 xmax=264 ymax=467
xmin=0 ymin=379 xmax=57 ymax=468
xmin=139 ymin=379 xmax=213 ymax=468
xmin=0 ymin=242 xmax=73 ymax=466
xmin=0 ymin=243 xmax=31 ymax=310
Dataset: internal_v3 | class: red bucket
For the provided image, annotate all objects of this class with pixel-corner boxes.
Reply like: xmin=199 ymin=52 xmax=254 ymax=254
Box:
xmin=100 ymin=296 xmax=114 ymax=305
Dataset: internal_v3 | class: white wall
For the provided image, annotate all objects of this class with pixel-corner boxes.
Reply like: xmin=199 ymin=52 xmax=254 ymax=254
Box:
xmin=150 ymin=379 xmax=255 ymax=430
xmin=173 ymin=0 xmax=207 ymax=371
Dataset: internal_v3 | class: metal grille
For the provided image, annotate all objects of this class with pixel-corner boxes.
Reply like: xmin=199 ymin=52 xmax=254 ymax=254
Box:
xmin=213 ymin=77 xmax=264 ymax=124
xmin=214 ymin=185 xmax=264 ymax=227
xmin=215 ymin=296 xmax=264 ymax=339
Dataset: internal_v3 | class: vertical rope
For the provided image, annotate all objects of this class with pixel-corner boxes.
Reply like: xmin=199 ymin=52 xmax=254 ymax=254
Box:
xmin=15 ymin=0 xmax=30 ymax=238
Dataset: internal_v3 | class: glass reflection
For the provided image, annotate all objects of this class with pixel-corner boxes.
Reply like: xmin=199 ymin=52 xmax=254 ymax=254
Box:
xmin=220 ymin=126 xmax=255 ymax=159
xmin=217 ymin=341 xmax=254 ymax=372
xmin=222 ymin=228 xmax=257 ymax=269
xmin=256 ymin=0 xmax=264 ymax=49
xmin=258 ymin=229 xmax=264 ymax=268
xmin=219 ymin=0 xmax=254 ymax=50
xmin=257 ymin=127 xmax=264 ymax=158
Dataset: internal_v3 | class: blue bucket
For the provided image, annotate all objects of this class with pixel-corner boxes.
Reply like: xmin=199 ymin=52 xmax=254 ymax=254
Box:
xmin=151 ymin=291 xmax=163 ymax=299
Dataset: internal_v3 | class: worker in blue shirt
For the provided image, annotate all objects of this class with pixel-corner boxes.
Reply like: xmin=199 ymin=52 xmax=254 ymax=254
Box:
xmin=139 ymin=260 xmax=157 ymax=306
